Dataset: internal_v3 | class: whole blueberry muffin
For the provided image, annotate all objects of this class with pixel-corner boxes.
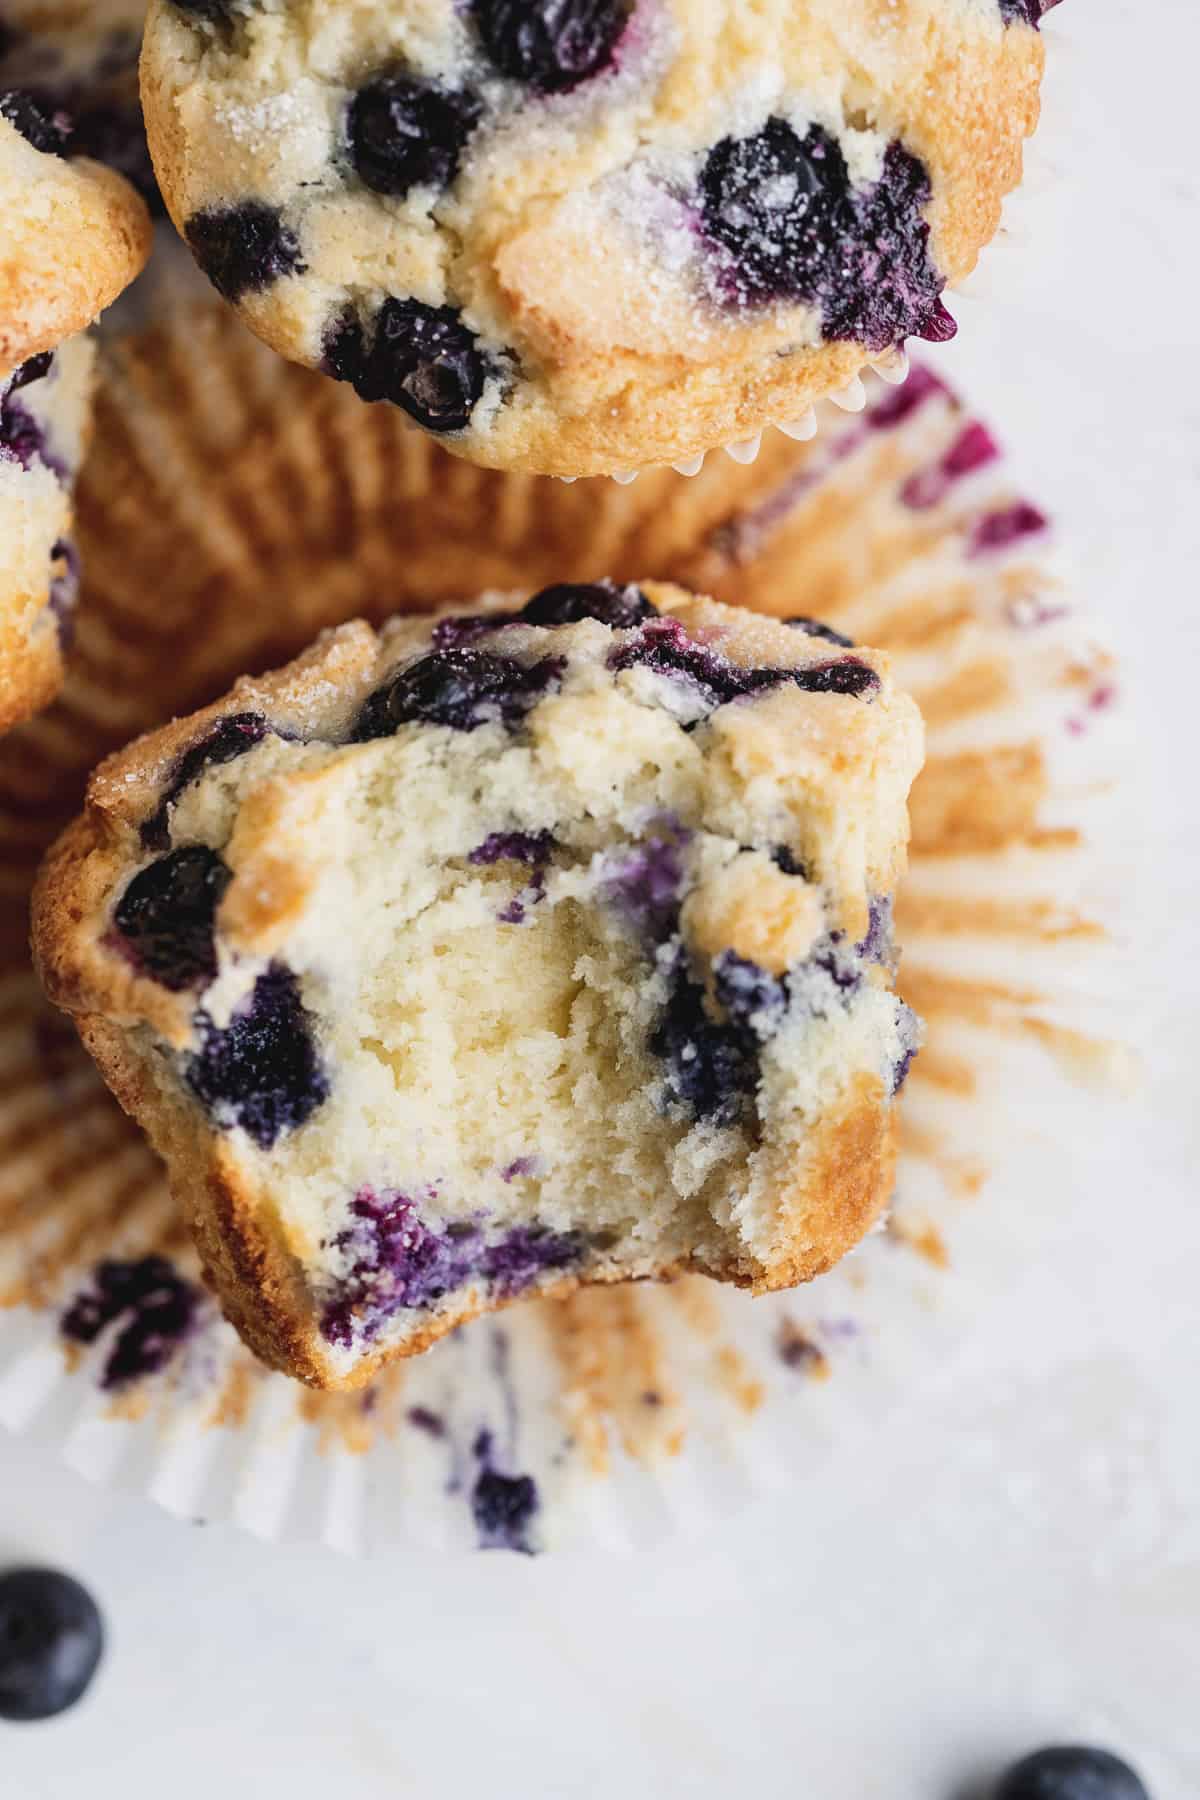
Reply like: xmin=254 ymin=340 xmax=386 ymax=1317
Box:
xmin=0 ymin=0 xmax=159 ymax=209
xmin=0 ymin=338 xmax=95 ymax=730
xmin=34 ymin=583 xmax=923 ymax=1387
xmin=140 ymin=0 xmax=1046 ymax=478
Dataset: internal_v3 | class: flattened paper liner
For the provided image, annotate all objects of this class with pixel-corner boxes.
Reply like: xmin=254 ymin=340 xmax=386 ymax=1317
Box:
xmin=0 ymin=312 xmax=1131 ymax=1550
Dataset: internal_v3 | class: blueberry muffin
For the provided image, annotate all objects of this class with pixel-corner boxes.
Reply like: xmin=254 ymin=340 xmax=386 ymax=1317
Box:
xmin=0 ymin=338 xmax=95 ymax=730
xmin=141 ymin=0 xmax=1046 ymax=478
xmin=0 ymin=0 xmax=159 ymax=209
xmin=35 ymin=583 xmax=923 ymax=1387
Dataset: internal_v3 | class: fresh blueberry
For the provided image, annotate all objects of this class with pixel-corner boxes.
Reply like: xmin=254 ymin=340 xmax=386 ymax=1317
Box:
xmin=521 ymin=581 xmax=657 ymax=630
xmin=471 ymin=0 xmax=632 ymax=93
xmin=352 ymin=648 xmax=563 ymax=738
xmin=112 ymin=847 xmax=232 ymax=991
xmin=0 ymin=1569 xmax=104 ymax=1722
xmin=0 ymin=89 xmax=69 ymax=154
xmin=997 ymin=1746 xmax=1150 ymax=1800
xmin=784 ymin=615 xmax=855 ymax=647
xmin=347 ymin=76 xmax=482 ymax=197
xmin=700 ymin=119 xmax=952 ymax=351
xmin=324 ymin=297 xmax=494 ymax=433
xmin=185 ymin=964 xmax=328 ymax=1149
xmin=142 ymin=712 xmax=272 ymax=850
xmin=186 ymin=201 xmax=305 ymax=302
xmin=650 ymin=953 xmax=757 ymax=1127
xmin=61 ymin=1255 xmax=200 ymax=1389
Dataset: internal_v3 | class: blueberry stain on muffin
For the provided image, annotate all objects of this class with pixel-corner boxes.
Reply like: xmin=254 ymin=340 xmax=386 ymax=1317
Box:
xmin=471 ymin=0 xmax=633 ymax=94
xmin=1 ymin=88 xmax=69 ymax=154
xmin=700 ymin=119 xmax=954 ymax=350
xmin=610 ymin=618 xmax=880 ymax=709
xmin=142 ymin=711 xmax=274 ymax=850
xmin=112 ymin=847 xmax=232 ymax=991
xmin=352 ymin=648 xmax=564 ymax=738
xmin=651 ymin=950 xmax=760 ymax=1127
xmin=186 ymin=964 xmax=329 ymax=1148
xmin=324 ymin=298 xmax=497 ymax=433
xmin=185 ymin=201 xmax=305 ymax=302
xmin=347 ymin=75 xmax=482 ymax=197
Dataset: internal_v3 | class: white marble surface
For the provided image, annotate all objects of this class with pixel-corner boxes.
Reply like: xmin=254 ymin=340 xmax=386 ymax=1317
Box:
xmin=3 ymin=3 xmax=1198 ymax=1795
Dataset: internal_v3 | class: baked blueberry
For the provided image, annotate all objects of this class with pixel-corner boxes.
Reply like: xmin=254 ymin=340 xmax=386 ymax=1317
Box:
xmin=185 ymin=201 xmax=304 ymax=302
xmin=142 ymin=712 xmax=272 ymax=850
xmin=997 ymin=1746 xmax=1150 ymax=1800
xmin=611 ymin=619 xmax=879 ymax=706
xmin=471 ymin=0 xmax=632 ymax=93
xmin=352 ymin=648 xmax=563 ymax=737
xmin=785 ymin=615 xmax=855 ymax=648
xmin=521 ymin=581 xmax=656 ymax=629
xmin=999 ymin=0 xmax=1061 ymax=22
xmin=0 ymin=88 xmax=69 ymax=154
xmin=712 ymin=952 xmax=788 ymax=1037
xmin=651 ymin=952 xmax=757 ymax=1127
xmin=324 ymin=298 xmax=493 ymax=433
xmin=186 ymin=964 xmax=328 ymax=1149
xmin=700 ymin=120 xmax=951 ymax=350
xmin=0 ymin=1569 xmax=104 ymax=1722
xmin=167 ymin=0 xmax=240 ymax=23
xmin=61 ymin=1255 xmax=200 ymax=1389
xmin=112 ymin=847 xmax=232 ymax=991
xmin=347 ymin=76 xmax=482 ymax=197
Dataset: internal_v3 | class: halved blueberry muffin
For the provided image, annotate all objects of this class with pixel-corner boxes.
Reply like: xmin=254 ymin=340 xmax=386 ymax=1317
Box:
xmin=34 ymin=584 xmax=924 ymax=1387
xmin=141 ymin=0 xmax=1045 ymax=477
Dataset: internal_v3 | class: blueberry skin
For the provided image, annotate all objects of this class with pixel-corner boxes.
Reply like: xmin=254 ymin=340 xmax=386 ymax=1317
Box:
xmin=347 ymin=76 xmax=482 ymax=198
xmin=0 ymin=1568 xmax=104 ymax=1722
xmin=471 ymin=0 xmax=632 ymax=93
xmin=0 ymin=89 xmax=69 ymax=155
xmin=142 ymin=712 xmax=273 ymax=851
xmin=784 ymin=615 xmax=855 ymax=648
xmin=997 ymin=1747 xmax=1151 ymax=1800
xmin=325 ymin=298 xmax=492 ymax=434
xmin=521 ymin=581 xmax=657 ymax=630
xmin=352 ymin=648 xmax=563 ymax=738
xmin=185 ymin=201 xmax=305 ymax=303
xmin=113 ymin=847 xmax=231 ymax=991
xmin=186 ymin=964 xmax=328 ymax=1149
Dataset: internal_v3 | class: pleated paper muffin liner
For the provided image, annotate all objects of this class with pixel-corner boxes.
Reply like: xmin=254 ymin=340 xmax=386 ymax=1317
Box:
xmin=0 ymin=305 xmax=1131 ymax=1551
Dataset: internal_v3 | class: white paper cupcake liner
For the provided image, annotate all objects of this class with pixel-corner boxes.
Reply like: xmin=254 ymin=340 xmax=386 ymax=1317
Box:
xmin=0 ymin=334 xmax=1132 ymax=1552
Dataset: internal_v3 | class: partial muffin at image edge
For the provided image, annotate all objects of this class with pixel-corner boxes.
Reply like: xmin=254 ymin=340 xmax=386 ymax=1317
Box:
xmin=140 ymin=0 xmax=1045 ymax=476
xmin=33 ymin=582 xmax=924 ymax=1388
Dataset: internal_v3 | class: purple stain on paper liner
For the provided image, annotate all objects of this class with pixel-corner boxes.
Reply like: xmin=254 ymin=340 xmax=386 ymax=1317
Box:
xmin=867 ymin=360 xmax=948 ymax=431
xmin=470 ymin=1429 xmax=538 ymax=1554
xmin=967 ymin=500 xmax=1048 ymax=558
xmin=899 ymin=420 xmax=1000 ymax=510
xmin=407 ymin=1405 xmax=447 ymax=1438
xmin=61 ymin=1256 xmax=200 ymax=1390
xmin=777 ymin=1319 xmax=830 ymax=1377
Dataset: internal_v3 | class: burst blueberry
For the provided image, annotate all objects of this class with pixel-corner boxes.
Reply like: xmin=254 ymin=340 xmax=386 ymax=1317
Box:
xmin=0 ymin=88 xmax=69 ymax=154
xmin=347 ymin=76 xmax=481 ymax=197
xmin=700 ymin=119 xmax=951 ymax=351
xmin=712 ymin=952 xmax=788 ymax=1037
xmin=353 ymin=648 xmax=563 ymax=738
xmin=112 ymin=846 xmax=231 ymax=991
xmin=785 ymin=615 xmax=855 ymax=648
xmin=0 ymin=1569 xmax=104 ymax=1722
xmin=471 ymin=0 xmax=632 ymax=93
xmin=142 ymin=711 xmax=273 ymax=850
xmin=185 ymin=964 xmax=328 ymax=1149
xmin=521 ymin=581 xmax=656 ymax=630
xmin=186 ymin=201 xmax=304 ymax=302
xmin=61 ymin=1255 xmax=200 ymax=1389
xmin=610 ymin=618 xmax=879 ymax=708
xmin=325 ymin=298 xmax=493 ymax=433
xmin=651 ymin=953 xmax=757 ymax=1127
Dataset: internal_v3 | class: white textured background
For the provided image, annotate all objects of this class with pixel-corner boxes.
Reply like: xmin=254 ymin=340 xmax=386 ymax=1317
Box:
xmin=3 ymin=4 xmax=1197 ymax=1795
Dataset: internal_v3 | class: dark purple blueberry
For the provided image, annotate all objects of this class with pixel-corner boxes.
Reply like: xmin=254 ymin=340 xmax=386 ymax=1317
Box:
xmin=472 ymin=1467 xmax=538 ymax=1552
xmin=324 ymin=297 xmax=495 ymax=433
xmin=407 ymin=1405 xmax=446 ymax=1437
xmin=481 ymin=1225 xmax=584 ymax=1296
xmin=610 ymin=618 xmax=879 ymax=709
xmin=784 ymin=615 xmax=855 ymax=648
xmin=700 ymin=120 xmax=950 ymax=351
xmin=998 ymin=0 xmax=1061 ymax=24
xmin=112 ymin=847 xmax=231 ymax=991
xmin=347 ymin=76 xmax=481 ymax=197
xmin=0 ymin=1569 xmax=104 ymax=1722
xmin=0 ymin=392 xmax=45 ymax=472
xmin=605 ymin=830 xmax=687 ymax=939
xmin=141 ymin=712 xmax=272 ymax=851
xmin=771 ymin=845 xmax=807 ymax=878
xmin=789 ymin=659 xmax=879 ymax=698
xmin=321 ymin=1191 xmax=476 ymax=1345
xmin=7 ymin=352 xmax=52 ymax=392
xmin=185 ymin=201 xmax=305 ymax=302
xmin=185 ymin=964 xmax=328 ymax=1149
xmin=521 ymin=581 xmax=656 ymax=630
xmin=0 ymin=88 xmax=69 ymax=154
xmin=997 ymin=1746 xmax=1149 ymax=1800
xmin=468 ymin=830 xmax=556 ymax=868
xmin=352 ymin=648 xmax=563 ymax=738
xmin=651 ymin=954 xmax=757 ymax=1127
xmin=60 ymin=1255 xmax=199 ymax=1390
xmin=431 ymin=609 xmax=521 ymax=648
xmin=712 ymin=952 xmax=788 ymax=1037
xmin=855 ymin=895 xmax=893 ymax=964
xmin=471 ymin=0 xmax=632 ymax=93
